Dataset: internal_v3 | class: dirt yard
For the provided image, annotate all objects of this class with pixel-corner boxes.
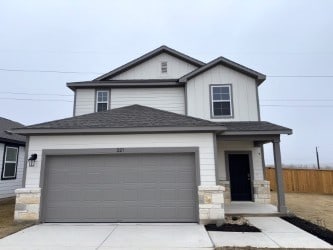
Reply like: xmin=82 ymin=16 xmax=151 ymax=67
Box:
xmin=0 ymin=198 xmax=34 ymax=239
xmin=271 ymin=192 xmax=333 ymax=231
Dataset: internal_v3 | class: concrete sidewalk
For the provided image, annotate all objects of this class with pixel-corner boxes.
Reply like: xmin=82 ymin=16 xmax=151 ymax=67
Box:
xmin=209 ymin=217 xmax=333 ymax=249
xmin=0 ymin=223 xmax=214 ymax=250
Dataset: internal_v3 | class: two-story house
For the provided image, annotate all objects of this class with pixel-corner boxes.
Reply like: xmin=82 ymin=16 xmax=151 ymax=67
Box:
xmin=13 ymin=46 xmax=292 ymax=224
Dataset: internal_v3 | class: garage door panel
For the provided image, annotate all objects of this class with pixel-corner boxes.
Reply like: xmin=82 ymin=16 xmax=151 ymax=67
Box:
xmin=43 ymin=153 xmax=197 ymax=222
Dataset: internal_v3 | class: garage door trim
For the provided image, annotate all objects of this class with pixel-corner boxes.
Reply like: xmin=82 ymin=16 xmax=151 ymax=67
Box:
xmin=39 ymin=147 xmax=200 ymax=223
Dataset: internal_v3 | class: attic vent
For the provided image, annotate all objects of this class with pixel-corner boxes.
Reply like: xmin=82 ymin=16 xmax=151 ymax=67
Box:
xmin=161 ymin=61 xmax=167 ymax=73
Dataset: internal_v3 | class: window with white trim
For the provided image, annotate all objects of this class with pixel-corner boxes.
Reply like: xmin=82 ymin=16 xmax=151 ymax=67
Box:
xmin=1 ymin=146 xmax=18 ymax=180
xmin=96 ymin=90 xmax=109 ymax=112
xmin=211 ymin=85 xmax=233 ymax=117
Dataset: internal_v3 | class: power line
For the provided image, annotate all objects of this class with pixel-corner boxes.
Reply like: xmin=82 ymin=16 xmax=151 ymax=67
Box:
xmin=0 ymin=97 xmax=72 ymax=102
xmin=268 ymin=75 xmax=333 ymax=78
xmin=0 ymin=68 xmax=101 ymax=74
xmin=0 ymin=91 xmax=73 ymax=96
xmin=261 ymin=104 xmax=333 ymax=107
xmin=261 ymin=98 xmax=333 ymax=101
xmin=1 ymin=67 xmax=333 ymax=78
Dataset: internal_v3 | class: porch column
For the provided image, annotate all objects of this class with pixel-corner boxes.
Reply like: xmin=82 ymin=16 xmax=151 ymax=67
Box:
xmin=273 ymin=137 xmax=287 ymax=213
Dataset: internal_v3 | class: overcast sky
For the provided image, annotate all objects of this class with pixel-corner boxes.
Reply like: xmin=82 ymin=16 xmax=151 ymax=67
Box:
xmin=0 ymin=0 xmax=332 ymax=166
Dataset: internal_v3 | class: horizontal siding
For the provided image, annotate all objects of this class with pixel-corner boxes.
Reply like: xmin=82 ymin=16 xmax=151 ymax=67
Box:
xmin=75 ymin=89 xmax=95 ymax=116
xmin=0 ymin=144 xmax=25 ymax=199
xmin=111 ymin=88 xmax=185 ymax=114
xmin=26 ymin=133 xmax=216 ymax=187
xmin=217 ymin=140 xmax=263 ymax=181
xmin=112 ymin=53 xmax=198 ymax=80
xmin=187 ymin=65 xmax=259 ymax=121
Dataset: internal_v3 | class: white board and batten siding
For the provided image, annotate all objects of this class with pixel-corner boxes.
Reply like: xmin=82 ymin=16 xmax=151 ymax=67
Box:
xmin=111 ymin=53 xmax=198 ymax=80
xmin=75 ymin=87 xmax=185 ymax=116
xmin=0 ymin=143 xmax=25 ymax=199
xmin=111 ymin=88 xmax=185 ymax=114
xmin=74 ymin=89 xmax=95 ymax=116
xmin=186 ymin=65 xmax=259 ymax=122
xmin=217 ymin=140 xmax=264 ymax=182
xmin=25 ymin=133 xmax=216 ymax=188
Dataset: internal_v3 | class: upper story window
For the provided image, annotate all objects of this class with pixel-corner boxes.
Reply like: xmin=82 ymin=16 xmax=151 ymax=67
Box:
xmin=211 ymin=84 xmax=233 ymax=118
xmin=96 ymin=90 xmax=109 ymax=112
xmin=1 ymin=146 xmax=18 ymax=180
xmin=161 ymin=61 xmax=167 ymax=73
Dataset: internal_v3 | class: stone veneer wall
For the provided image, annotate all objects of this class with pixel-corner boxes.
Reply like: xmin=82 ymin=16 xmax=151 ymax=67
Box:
xmin=219 ymin=180 xmax=270 ymax=204
xmin=198 ymin=185 xmax=225 ymax=224
xmin=220 ymin=181 xmax=230 ymax=204
xmin=14 ymin=188 xmax=41 ymax=222
xmin=253 ymin=180 xmax=271 ymax=204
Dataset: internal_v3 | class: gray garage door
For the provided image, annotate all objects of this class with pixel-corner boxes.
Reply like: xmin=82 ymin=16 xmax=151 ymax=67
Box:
xmin=42 ymin=153 xmax=197 ymax=222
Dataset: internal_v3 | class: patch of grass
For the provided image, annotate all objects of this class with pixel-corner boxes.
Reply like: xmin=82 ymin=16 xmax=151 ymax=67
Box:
xmin=0 ymin=198 xmax=34 ymax=239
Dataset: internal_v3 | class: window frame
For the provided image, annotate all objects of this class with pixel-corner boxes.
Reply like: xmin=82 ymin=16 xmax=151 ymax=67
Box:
xmin=1 ymin=145 xmax=19 ymax=180
xmin=95 ymin=89 xmax=110 ymax=112
xmin=210 ymin=84 xmax=234 ymax=119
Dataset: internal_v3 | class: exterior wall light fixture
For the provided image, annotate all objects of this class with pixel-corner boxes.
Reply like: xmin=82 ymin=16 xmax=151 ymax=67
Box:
xmin=28 ymin=154 xmax=37 ymax=167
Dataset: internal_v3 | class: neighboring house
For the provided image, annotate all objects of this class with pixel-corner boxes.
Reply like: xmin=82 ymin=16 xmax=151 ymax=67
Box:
xmin=13 ymin=46 xmax=292 ymax=224
xmin=0 ymin=117 xmax=25 ymax=199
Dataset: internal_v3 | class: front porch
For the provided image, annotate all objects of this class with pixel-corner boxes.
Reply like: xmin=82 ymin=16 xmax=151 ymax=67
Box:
xmin=215 ymin=126 xmax=292 ymax=215
xmin=225 ymin=201 xmax=279 ymax=216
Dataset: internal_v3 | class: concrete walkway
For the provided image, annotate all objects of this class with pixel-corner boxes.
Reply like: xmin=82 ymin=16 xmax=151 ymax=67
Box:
xmin=209 ymin=217 xmax=333 ymax=249
xmin=0 ymin=223 xmax=214 ymax=250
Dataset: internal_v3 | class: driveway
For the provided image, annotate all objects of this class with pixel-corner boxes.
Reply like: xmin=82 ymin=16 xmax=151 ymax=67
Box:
xmin=0 ymin=223 xmax=214 ymax=250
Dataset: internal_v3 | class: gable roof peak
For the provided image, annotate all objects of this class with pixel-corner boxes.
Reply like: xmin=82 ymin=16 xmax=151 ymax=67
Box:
xmin=93 ymin=45 xmax=205 ymax=81
xmin=179 ymin=56 xmax=266 ymax=84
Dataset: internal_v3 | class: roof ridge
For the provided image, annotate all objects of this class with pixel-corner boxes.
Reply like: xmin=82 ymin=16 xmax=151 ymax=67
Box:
xmin=93 ymin=45 xmax=205 ymax=81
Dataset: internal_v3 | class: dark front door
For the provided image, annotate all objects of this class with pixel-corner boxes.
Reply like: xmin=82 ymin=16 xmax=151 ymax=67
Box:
xmin=228 ymin=154 xmax=252 ymax=201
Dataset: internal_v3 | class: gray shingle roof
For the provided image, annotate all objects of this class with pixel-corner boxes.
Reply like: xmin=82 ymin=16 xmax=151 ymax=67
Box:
xmin=219 ymin=121 xmax=292 ymax=134
xmin=17 ymin=105 xmax=224 ymax=133
xmin=0 ymin=117 xmax=26 ymax=144
xmin=13 ymin=105 xmax=292 ymax=136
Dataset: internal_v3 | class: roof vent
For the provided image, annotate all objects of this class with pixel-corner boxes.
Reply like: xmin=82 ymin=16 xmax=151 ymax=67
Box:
xmin=161 ymin=61 xmax=167 ymax=73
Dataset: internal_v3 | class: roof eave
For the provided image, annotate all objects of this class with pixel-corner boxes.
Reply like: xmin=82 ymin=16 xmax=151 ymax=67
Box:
xmin=13 ymin=126 xmax=226 ymax=135
xmin=66 ymin=80 xmax=183 ymax=91
xmin=220 ymin=130 xmax=293 ymax=136
xmin=179 ymin=57 xmax=266 ymax=84
xmin=0 ymin=137 xmax=26 ymax=145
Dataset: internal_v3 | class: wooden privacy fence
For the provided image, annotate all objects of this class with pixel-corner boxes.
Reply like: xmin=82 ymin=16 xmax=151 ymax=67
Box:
xmin=265 ymin=168 xmax=333 ymax=194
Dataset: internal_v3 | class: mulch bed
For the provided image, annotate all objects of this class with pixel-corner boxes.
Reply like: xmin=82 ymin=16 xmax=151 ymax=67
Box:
xmin=282 ymin=215 xmax=333 ymax=245
xmin=205 ymin=223 xmax=261 ymax=232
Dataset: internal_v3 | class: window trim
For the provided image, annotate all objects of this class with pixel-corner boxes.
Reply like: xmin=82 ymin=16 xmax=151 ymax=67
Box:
xmin=95 ymin=89 xmax=110 ymax=112
xmin=210 ymin=84 xmax=234 ymax=119
xmin=1 ymin=145 xmax=19 ymax=180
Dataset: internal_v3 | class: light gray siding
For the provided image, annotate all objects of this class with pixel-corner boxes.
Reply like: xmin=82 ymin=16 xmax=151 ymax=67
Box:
xmin=74 ymin=87 xmax=186 ymax=116
xmin=25 ymin=133 xmax=216 ymax=187
xmin=74 ymin=89 xmax=95 ymax=116
xmin=0 ymin=144 xmax=25 ymax=199
xmin=111 ymin=53 xmax=198 ymax=80
xmin=186 ymin=65 xmax=259 ymax=121
xmin=111 ymin=88 xmax=185 ymax=114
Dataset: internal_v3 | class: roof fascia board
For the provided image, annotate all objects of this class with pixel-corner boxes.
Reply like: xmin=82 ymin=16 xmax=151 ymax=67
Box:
xmin=0 ymin=138 xmax=26 ymax=145
xmin=13 ymin=126 xmax=226 ymax=135
xmin=67 ymin=80 xmax=183 ymax=90
xmin=221 ymin=130 xmax=292 ymax=135
xmin=179 ymin=57 xmax=266 ymax=84
xmin=93 ymin=46 xmax=205 ymax=81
